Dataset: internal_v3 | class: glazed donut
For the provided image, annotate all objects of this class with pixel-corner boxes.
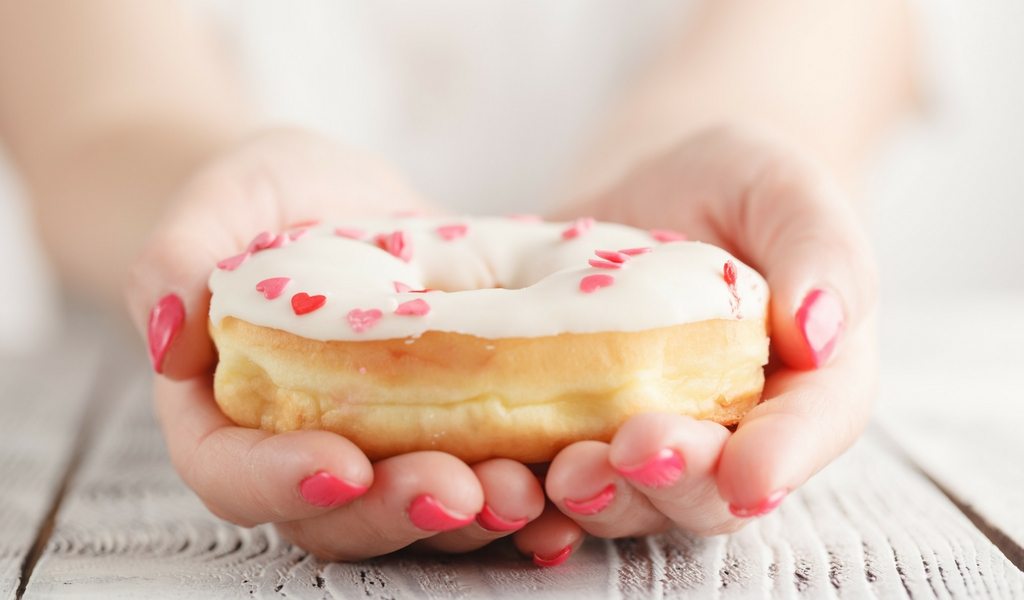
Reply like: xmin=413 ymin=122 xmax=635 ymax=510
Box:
xmin=208 ymin=216 xmax=769 ymax=463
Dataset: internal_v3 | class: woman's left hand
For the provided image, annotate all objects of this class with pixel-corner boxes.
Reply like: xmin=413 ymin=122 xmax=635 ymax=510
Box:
xmin=520 ymin=124 xmax=878 ymax=546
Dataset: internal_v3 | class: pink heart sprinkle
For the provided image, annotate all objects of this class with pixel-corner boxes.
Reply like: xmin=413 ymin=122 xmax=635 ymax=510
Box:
xmin=216 ymin=252 xmax=250 ymax=271
xmin=288 ymin=228 xmax=310 ymax=242
xmin=650 ymin=229 xmax=686 ymax=243
xmin=247 ymin=231 xmax=275 ymax=253
xmin=579 ymin=274 xmax=615 ymax=293
xmin=255 ymin=277 xmax=291 ymax=300
xmin=723 ymin=260 xmax=738 ymax=286
xmin=375 ymin=230 xmax=413 ymax=262
xmin=395 ymin=298 xmax=430 ymax=316
xmin=394 ymin=281 xmax=413 ymax=293
xmin=266 ymin=234 xmax=290 ymax=249
xmin=620 ymin=247 xmax=653 ymax=256
xmin=561 ymin=217 xmax=595 ymax=240
xmin=595 ymin=250 xmax=628 ymax=263
xmin=335 ymin=227 xmax=366 ymax=240
xmin=588 ymin=259 xmax=621 ymax=270
xmin=507 ymin=214 xmax=543 ymax=222
xmin=436 ymin=223 xmax=468 ymax=241
xmin=291 ymin=292 xmax=327 ymax=315
xmin=347 ymin=308 xmax=383 ymax=333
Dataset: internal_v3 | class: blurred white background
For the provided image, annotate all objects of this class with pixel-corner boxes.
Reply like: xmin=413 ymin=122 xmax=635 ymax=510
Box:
xmin=1 ymin=1 xmax=1022 ymax=351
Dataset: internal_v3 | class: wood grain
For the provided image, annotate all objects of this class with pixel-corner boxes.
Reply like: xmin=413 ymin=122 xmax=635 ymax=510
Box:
xmin=0 ymin=331 xmax=100 ymax=600
xmin=22 ymin=371 xmax=1024 ymax=599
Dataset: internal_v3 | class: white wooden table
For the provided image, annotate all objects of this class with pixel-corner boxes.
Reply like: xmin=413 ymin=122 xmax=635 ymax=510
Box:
xmin=2 ymin=295 xmax=1022 ymax=599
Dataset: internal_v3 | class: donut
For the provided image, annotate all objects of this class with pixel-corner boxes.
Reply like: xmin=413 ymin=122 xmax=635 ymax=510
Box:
xmin=207 ymin=216 xmax=770 ymax=463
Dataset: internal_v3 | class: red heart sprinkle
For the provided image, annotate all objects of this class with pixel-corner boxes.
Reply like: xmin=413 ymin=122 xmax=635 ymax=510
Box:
xmin=723 ymin=260 xmax=738 ymax=286
xmin=588 ymin=259 xmax=621 ymax=270
xmin=436 ymin=223 xmax=468 ymax=241
xmin=620 ymin=247 xmax=653 ymax=256
xmin=375 ymin=230 xmax=413 ymax=262
xmin=247 ymin=231 xmax=275 ymax=253
xmin=650 ymin=229 xmax=686 ymax=242
xmin=347 ymin=308 xmax=383 ymax=332
xmin=255 ymin=277 xmax=291 ymax=300
xmin=579 ymin=274 xmax=615 ymax=293
xmin=395 ymin=298 xmax=431 ymax=316
xmin=595 ymin=250 xmax=628 ymax=263
xmin=394 ymin=281 xmax=413 ymax=293
xmin=335 ymin=227 xmax=366 ymax=240
xmin=291 ymin=292 xmax=327 ymax=315
xmin=217 ymin=252 xmax=250 ymax=271
xmin=561 ymin=217 xmax=595 ymax=240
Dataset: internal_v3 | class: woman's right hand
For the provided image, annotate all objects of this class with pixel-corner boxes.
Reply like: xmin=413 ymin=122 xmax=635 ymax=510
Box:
xmin=124 ymin=129 xmax=559 ymax=561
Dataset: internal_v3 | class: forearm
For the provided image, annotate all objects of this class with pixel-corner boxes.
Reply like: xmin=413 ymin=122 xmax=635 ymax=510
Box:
xmin=567 ymin=0 xmax=917 ymax=198
xmin=0 ymin=0 xmax=250 ymax=303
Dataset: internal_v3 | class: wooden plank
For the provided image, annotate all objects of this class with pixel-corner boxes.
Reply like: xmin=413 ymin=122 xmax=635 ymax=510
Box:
xmin=876 ymin=293 xmax=1024 ymax=565
xmin=23 ymin=371 xmax=1024 ymax=599
xmin=0 ymin=322 xmax=102 ymax=600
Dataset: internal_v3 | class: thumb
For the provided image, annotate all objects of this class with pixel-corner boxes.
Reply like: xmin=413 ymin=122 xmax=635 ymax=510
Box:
xmin=124 ymin=130 xmax=427 ymax=379
xmin=715 ymin=158 xmax=877 ymax=370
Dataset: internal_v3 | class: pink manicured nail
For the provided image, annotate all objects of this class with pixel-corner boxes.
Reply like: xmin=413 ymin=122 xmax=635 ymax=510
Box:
xmin=564 ymin=483 xmax=616 ymax=516
xmin=147 ymin=294 xmax=185 ymax=374
xmin=408 ymin=494 xmax=474 ymax=532
xmin=476 ymin=504 xmax=528 ymax=532
xmin=533 ymin=545 xmax=573 ymax=568
xmin=616 ymin=448 xmax=685 ymax=489
xmin=796 ymin=289 xmax=844 ymax=368
xmin=728 ymin=489 xmax=788 ymax=518
xmin=299 ymin=471 xmax=368 ymax=508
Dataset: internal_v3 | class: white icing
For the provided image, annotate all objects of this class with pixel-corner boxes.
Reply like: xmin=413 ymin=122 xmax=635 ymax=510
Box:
xmin=208 ymin=217 xmax=769 ymax=341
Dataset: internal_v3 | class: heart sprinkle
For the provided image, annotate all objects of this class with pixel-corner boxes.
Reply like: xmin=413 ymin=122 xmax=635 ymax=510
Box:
xmin=255 ymin=277 xmax=291 ymax=300
xmin=620 ymin=247 xmax=653 ymax=256
xmin=588 ymin=259 xmax=622 ymax=270
xmin=650 ymin=229 xmax=686 ymax=243
xmin=561 ymin=217 xmax=595 ymax=240
xmin=288 ymin=228 xmax=310 ymax=242
xmin=216 ymin=252 xmax=250 ymax=271
xmin=579 ymin=274 xmax=615 ymax=293
xmin=291 ymin=292 xmax=327 ymax=315
xmin=594 ymin=250 xmax=628 ymax=263
xmin=347 ymin=308 xmax=383 ymax=332
xmin=335 ymin=227 xmax=366 ymax=240
xmin=723 ymin=260 xmax=738 ymax=286
xmin=436 ymin=223 xmax=468 ymax=241
xmin=393 ymin=281 xmax=413 ymax=293
xmin=247 ymin=231 xmax=275 ymax=253
xmin=395 ymin=299 xmax=431 ymax=316
xmin=375 ymin=230 xmax=413 ymax=262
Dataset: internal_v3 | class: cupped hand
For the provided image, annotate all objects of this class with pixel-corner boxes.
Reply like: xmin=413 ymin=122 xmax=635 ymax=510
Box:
xmin=527 ymin=124 xmax=878 ymax=546
xmin=125 ymin=129 xmax=546 ymax=560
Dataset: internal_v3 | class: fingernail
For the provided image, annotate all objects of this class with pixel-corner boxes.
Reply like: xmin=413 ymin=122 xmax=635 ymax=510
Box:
xmin=728 ymin=489 xmax=788 ymax=518
xmin=408 ymin=494 xmax=474 ymax=532
xmin=564 ymin=483 xmax=616 ymax=516
xmin=299 ymin=471 xmax=368 ymax=508
xmin=533 ymin=545 xmax=573 ymax=568
xmin=616 ymin=448 xmax=685 ymax=489
xmin=796 ymin=289 xmax=844 ymax=368
xmin=476 ymin=504 xmax=528 ymax=532
xmin=147 ymin=294 xmax=185 ymax=373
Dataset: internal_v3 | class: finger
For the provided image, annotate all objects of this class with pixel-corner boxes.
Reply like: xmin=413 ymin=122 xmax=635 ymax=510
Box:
xmin=416 ymin=458 xmax=545 ymax=554
xmin=718 ymin=319 xmax=877 ymax=516
xmin=513 ymin=503 xmax=586 ymax=568
xmin=154 ymin=376 xmax=373 ymax=526
xmin=275 ymin=451 xmax=484 ymax=562
xmin=125 ymin=129 xmax=426 ymax=379
xmin=608 ymin=413 xmax=744 ymax=536
xmin=705 ymin=133 xmax=877 ymax=370
xmin=545 ymin=441 xmax=669 ymax=539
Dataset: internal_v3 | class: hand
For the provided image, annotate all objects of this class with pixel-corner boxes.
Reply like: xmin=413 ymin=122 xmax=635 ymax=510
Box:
xmin=534 ymin=124 xmax=878 ymax=543
xmin=125 ymin=129 xmax=546 ymax=560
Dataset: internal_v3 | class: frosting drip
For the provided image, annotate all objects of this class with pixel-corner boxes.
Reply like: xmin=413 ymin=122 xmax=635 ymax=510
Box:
xmin=208 ymin=217 xmax=769 ymax=341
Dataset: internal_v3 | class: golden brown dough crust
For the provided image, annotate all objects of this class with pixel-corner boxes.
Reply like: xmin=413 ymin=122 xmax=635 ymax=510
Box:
xmin=210 ymin=316 xmax=768 ymax=463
